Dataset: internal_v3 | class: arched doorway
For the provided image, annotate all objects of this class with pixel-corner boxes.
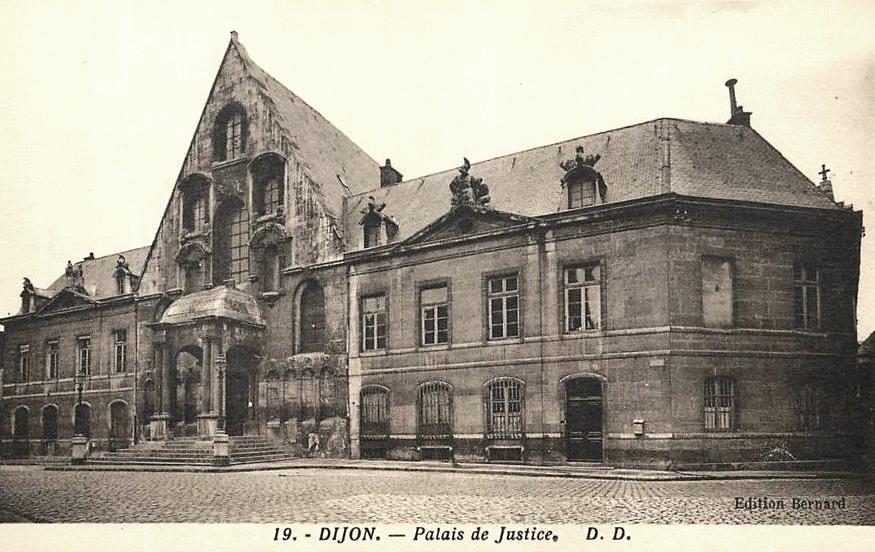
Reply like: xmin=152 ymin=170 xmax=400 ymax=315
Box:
xmin=13 ymin=406 xmax=29 ymax=457
xmin=42 ymin=405 xmax=59 ymax=455
xmin=74 ymin=403 xmax=92 ymax=438
xmin=298 ymin=280 xmax=326 ymax=353
xmin=175 ymin=347 xmax=202 ymax=435
xmin=225 ymin=346 xmax=257 ymax=436
xmin=109 ymin=401 xmax=130 ymax=451
xmin=564 ymin=377 xmax=604 ymax=462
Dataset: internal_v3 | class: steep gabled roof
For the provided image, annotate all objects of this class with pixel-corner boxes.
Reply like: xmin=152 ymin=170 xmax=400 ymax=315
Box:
xmin=230 ymin=36 xmax=380 ymax=219
xmin=345 ymin=118 xmax=840 ymax=245
xmin=45 ymin=246 xmax=150 ymax=300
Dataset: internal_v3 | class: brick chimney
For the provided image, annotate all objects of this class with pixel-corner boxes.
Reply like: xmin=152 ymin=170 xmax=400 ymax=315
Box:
xmin=725 ymin=78 xmax=752 ymax=127
xmin=380 ymin=159 xmax=403 ymax=187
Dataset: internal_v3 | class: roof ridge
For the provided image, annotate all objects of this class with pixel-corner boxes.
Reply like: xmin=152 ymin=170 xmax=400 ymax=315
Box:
xmin=75 ymin=245 xmax=151 ymax=265
xmin=349 ymin=117 xmax=731 ymax=199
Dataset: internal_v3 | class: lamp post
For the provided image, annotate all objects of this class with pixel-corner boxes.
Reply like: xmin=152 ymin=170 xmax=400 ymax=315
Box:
xmin=70 ymin=367 xmax=88 ymax=464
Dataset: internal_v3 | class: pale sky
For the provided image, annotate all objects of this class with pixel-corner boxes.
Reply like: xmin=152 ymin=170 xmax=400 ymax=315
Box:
xmin=1 ymin=0 xmax=873 ymax=336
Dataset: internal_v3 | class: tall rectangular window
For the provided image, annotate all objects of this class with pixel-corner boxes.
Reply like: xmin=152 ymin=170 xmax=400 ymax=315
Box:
xmin=226 ymin=114 xmax=243 ymax=160
xmin=795 ymin=265 xmax=820 ymax=330
xmin=704 ymin=376 xmax=735 ymax=431
xmin=702 ymin=257 xmax=734 ymax=328
xmin=78 ymin=336 xmax=91 ymax=376
xmin=360 ymin=387 xmax=390 ymax=437
xmin=18 ymin=345 xmax=30 ymax=382
xmin=47 ymin=340 xmax=60 ymax=379
xmin=421 ymin=286 xmax=449 ymax=346
xmin=361 ymin=295 xmax=387 ymax=351
xmin=364 ymin=223 xmax=381 ymax=248
xmin=486 ymin=378 xmax=524 ymax=439
xmin=564 ymin=264 xmax=601 ymax=332
xmin=487 ymin=275 xmax=519 ymax=340
xmin=113 ymin=330 xmax=127 ymax=374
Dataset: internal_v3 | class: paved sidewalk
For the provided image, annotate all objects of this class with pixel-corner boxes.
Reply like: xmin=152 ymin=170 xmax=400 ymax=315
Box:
xmin=41 ymin=456 xmax=867 ymax=481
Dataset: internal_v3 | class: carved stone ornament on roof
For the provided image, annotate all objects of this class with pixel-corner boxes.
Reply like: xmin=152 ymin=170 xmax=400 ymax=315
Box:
xmin=22 ymin=277 xmax=34 ymax=294
xmin=449 ymin=157 xmax=490 ymax=207
xmin=560 ymin=145 xmax=607 ymax=201
xmin=359 ymin=195 xmax=387 ymax=222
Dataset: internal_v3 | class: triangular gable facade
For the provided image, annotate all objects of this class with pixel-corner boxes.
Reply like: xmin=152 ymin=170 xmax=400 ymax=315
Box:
xmin=34 ymin=288 xmax=97 ymax=316
xmin=137 ymin=35 xmax=380 ymax=296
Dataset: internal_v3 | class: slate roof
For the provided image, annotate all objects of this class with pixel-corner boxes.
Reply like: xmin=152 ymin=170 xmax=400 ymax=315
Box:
xmin=44 ymin=246 xmax=151 ymax=300
xmin=231 ymin=37 xmax=380 ymax=220
xmin=345 ymin=118 xmax=840 ymax=244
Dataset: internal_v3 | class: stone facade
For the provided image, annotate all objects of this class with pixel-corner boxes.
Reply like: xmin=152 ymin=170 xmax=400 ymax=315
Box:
xmin=0 ymin=34 xmax=867 ymax=468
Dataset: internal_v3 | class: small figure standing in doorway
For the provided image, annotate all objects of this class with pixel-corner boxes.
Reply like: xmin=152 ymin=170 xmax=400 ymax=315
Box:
xmin=307 ymin=431 xmax=320 ymax=456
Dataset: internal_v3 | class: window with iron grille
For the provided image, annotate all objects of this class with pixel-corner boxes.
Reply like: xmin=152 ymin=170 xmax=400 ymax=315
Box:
xmin=487 ymin=275 xmax=519 ymax=339
xmin=47 ymin=340 xmax=59 ymax=379
xmin=486 ymin=378 xmax=524 ymax=439
xmin=795 ymin=265 xmax=820 ymax=330
xmin=78 ymin=337 xmax=91 ymax=376
xmin=564 ymin=264 xmax=600 ymax=332
xmin=417 ymin=382 xmax=452 ymax=438
xmin=704 ymin=376 xmax=735 ymax=431
xmin=18 ymin=345 xmax=30 ymax=382
xmin=421 ymin=286 xmax=449 ymax=346
xmin=361 ymin=387 xmax=390 ymax=437
xmin=361 ymin=295 xmax=387 ymax=351
xmin=113 ymin=330 xmax=127 ymax=374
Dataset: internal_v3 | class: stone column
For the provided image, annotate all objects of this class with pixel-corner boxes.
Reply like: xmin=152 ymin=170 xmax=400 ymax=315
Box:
xmin=196 ymin=329 xmax=218 ymax=438
xmin=347 ymin=266 xmax=362 ymax=459
xmin=149 ymin=338 xmax=171 ymax=441
xmin=215 ymin=354 xmax=227 ymax=434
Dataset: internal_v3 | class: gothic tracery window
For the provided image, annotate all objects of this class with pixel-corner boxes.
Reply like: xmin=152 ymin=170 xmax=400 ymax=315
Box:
xmin=213 ymin=104 xmax=247 ymax=162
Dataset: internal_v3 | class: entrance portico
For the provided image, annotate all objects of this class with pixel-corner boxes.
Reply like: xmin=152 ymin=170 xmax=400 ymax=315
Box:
xmin=148 ymin=285 xmax=265 ymax=440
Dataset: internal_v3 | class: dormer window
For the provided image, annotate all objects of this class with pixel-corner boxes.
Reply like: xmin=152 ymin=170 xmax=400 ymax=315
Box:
xmin=568 ymin=180 xmax=595 ymax=208
xmin=213 ymin=103 xmax=247 ymax=162
xmin=251 ymin=153 xmax=285 ymax=217
xmin=359 ymin=196 xmax=397 ymax=249
xmin=560 ymin=145 xmax=606 ymax=210
xmin=364 ymin=220 xmax=381 ymax=248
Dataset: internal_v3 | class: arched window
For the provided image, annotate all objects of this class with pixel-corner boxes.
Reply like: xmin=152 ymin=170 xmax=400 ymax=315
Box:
xmin=299 ymin=281 xmax=326 ymax=353
xmin=213 ymin=198 xmax=250 ymax=284
xmin=417 ymin=382 xmax=452 ymax=439
xmin=213 ymin=104 xmax=246 ymax=162
xmin=13 ymin=406 xmax=30 ymax=457
xmin=252 ymin=154 xmax=285 ymax=216
xmin=485 ymin=378 xmax=524 ymax=439
xmin=182 ymin=188 xmax=208 ymax=233
xmin=42 ymin=404 xmax=59 ymax=455
xmin=360 ymin=386 xmax=390 ymax=438
xmin=704 ymin=376 xmax=736 ymax=431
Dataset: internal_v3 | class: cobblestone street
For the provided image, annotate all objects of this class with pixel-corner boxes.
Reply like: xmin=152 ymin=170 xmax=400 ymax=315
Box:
xmin=1 ymin=466 xmax=874 ymax=525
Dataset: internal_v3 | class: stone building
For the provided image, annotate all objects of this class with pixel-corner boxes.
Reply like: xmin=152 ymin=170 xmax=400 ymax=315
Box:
xmin=0 ymin=35 xmax=867 ymax=468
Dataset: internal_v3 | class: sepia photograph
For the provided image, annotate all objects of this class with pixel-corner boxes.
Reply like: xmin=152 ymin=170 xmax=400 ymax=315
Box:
xmin=0 ymin=1 xmax=873 ymax=549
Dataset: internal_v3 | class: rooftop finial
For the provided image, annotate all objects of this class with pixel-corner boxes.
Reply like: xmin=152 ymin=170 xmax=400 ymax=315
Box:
xmin=724 ymin=78 xmax=752 ymax=127
xmin=230 ymin=30 xmax=239 ymax=41
xmin=819 ymin=164 xmax=831 ymax=183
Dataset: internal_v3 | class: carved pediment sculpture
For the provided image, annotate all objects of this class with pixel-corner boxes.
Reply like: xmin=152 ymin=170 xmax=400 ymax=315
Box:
xmin=449 ymin=158 xmax=490 ymax=207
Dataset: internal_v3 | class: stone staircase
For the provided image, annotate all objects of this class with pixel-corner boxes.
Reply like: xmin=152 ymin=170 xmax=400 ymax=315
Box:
xmin=89 ymin=436 xmax=292 ymax=466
